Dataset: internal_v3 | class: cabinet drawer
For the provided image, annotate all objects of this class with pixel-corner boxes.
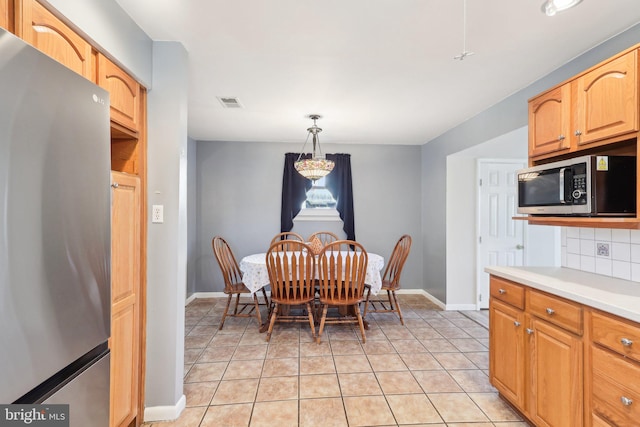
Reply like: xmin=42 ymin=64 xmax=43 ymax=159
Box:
xmin=592 ymin=347 xmax=640 ymax=427
xmin=490 ymin=276 xmax=525 ymax=309
xmin=528 ymin=290 xmax=582 ymax=335
xmin=591 ymin=311 xmax=640 ymax=363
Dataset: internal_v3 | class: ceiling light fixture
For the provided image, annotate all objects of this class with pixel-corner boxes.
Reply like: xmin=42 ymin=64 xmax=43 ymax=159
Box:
xmin=294 ymin=115 xmax=334 ymax=182
xmin=541 ymin=0 xmax=583 ymax=16
xmin=453 ymin=0 xmax=474 ymax=61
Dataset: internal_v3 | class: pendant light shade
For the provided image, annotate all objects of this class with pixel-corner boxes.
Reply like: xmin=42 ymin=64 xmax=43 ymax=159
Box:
xmin=294 ymin=115 xmax=334 ymax=181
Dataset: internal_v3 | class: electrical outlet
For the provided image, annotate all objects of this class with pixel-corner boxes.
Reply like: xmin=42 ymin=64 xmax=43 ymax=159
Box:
xmin=152 ymin=205 xmax=164 ymax=223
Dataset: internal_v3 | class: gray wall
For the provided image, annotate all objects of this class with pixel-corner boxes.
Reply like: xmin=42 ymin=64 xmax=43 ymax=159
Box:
xmin=187 ymin=137 xmax=197 ymax=297
xmin=145 ymin=42 xmax=189 ymax=409
xmin=194 ymin=141 xmax=423 ymax=295
xmin=421 ymin=22 xmax=640 ymax=304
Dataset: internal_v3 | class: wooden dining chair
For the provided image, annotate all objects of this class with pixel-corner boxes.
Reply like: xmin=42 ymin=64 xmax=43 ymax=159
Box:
xmin=363 ymin=234 xmax=412 ymax=325
xmin=307 ymin=231 xmax=339 ymax=255
xmin=316 ymin=240 xmax=368 ymax=344
xmin=265 ymin=240 xmax=317 ymax=341
xmin=270 ymin=231 xmax=304 ymax=251
xmin=212 ymin=236 xmax=269 ymax=330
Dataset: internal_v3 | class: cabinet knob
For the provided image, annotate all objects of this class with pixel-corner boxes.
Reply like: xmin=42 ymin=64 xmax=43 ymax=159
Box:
xmin=111 ymin=182 xmax=119 ymax=188
xmin=558 ymin=135 xmax=565 ymax=141
xmin=621 ymin=338 xmax=633 ymax=347
xmin=514 ymin=321 xmax=521 ymax=327
xmin=546 ymin=308 xmax=555 ymax=315
xmin=575 ymin=130 xmax=582 ymax=137
xmin=526 ymin=328 xmax=534 ymax=335
xmin=498 ymin=289 xmax=506 ymax=295
xmin=621 ymin=396 xmax=633 ymax=406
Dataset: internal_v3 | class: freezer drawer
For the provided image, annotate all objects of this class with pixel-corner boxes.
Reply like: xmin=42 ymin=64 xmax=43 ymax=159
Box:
xmin=44 ymin=352 xmax=110 ymax=427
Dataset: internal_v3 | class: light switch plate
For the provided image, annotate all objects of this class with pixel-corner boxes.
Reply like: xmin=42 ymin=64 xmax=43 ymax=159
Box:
xmin=152 ymin=205 xmax=164 ymax=223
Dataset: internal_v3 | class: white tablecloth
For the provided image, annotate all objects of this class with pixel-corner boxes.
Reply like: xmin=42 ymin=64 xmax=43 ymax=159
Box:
xmin=239 ymin=251 xmax=385 ymax=296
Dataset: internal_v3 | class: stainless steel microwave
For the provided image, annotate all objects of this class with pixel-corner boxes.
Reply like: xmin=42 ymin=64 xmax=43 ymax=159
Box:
xmin=517 ymin=155 xmax=636 ymax=216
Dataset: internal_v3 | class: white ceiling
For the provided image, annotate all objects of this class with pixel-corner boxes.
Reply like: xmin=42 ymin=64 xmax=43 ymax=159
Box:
xmin=114 ymin=0 xmax=640 ymax=146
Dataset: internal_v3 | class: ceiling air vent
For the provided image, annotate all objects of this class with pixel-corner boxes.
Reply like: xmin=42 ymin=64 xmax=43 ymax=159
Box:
xmin=217 ymin=96 xmax=243 ymax=109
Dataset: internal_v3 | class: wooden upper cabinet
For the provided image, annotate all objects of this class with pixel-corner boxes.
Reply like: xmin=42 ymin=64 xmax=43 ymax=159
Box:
xmin=16 ymin=0 xmax=92 ymax=79
xmin=528 ymin=84 xmax=572 ymax=158
xmin=97 ymin=54 xmax=141 ymax=134
xmin=574 ymin=50 xmax=638 ymax=146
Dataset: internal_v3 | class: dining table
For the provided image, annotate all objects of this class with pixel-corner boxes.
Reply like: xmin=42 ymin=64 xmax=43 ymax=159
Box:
xmin=239 ymin=251 xmax=385 ymax=295
xmin=239 ymin=250 xmax=385 ymax=332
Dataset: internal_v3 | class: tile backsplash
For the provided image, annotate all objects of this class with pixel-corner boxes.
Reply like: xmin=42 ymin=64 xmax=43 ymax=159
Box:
xmin=561 ymin=227 xmax=640 ymax=282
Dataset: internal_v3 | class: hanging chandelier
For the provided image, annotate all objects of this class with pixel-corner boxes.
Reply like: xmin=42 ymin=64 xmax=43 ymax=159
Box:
xmin=294 ymin=115 xmax=334 ymax=181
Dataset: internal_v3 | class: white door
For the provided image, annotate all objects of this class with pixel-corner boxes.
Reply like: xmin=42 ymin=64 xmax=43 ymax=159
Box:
xmin=476 ymin=160 xmax=525 ymax=309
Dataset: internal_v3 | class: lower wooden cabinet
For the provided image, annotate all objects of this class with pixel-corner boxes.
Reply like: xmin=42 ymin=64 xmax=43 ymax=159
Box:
xmin=489 ymin=298 xmax=526 ymax=408
xmin=528 ymin=317 xmax=583 ymax=426
xmin=489 ymin=276 xmax=583 ymax=426
xmin=110 ymin=171 xmax=141 ymax=427
xmin=1 ymin=0 xmax=10 ymax=30
xmin=490 ymin=275 xmax=640 ymax=427
xmin=588 ymin=310 xmax=640 ymax=427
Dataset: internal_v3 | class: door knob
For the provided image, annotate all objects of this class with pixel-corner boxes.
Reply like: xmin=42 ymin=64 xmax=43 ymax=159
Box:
xmin=516 ymin=244 xmax=524 ymax=250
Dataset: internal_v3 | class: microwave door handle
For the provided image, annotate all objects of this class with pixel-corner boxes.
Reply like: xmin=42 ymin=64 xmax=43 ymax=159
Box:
xmin=559 ymin=168 xmax=566 ymax=203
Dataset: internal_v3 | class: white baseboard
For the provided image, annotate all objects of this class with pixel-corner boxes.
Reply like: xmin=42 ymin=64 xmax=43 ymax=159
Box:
xmin=185 ymin=291 xmax=272 ymax=306
xmin=185 ymin=293 xmax=198 ymax=305
xmin=444 ymin=303 xmax=478 ymax=311
xmin=185 ymin=289 xmax=476 ymax=311
xmin=144 ymin=394 xmax=186 ymax=423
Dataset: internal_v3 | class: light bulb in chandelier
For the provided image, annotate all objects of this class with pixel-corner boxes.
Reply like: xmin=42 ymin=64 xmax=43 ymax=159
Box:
xmin=294 ymin=115 xmax=335 ymax=181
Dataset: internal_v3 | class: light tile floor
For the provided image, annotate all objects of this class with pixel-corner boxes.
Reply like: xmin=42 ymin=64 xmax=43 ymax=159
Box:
xmin=144 ymin=294 xmax=527 ymax=427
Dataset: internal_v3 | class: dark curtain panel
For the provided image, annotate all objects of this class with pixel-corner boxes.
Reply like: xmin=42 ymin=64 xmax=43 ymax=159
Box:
xmin=325 ymin=153 xmax=356 ymax=241
xmin=281 ymin=153 xmax=312 ymax=232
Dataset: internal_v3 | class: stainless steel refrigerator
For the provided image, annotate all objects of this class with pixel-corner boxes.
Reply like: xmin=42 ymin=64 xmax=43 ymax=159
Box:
xmin=0 ymin=28 xmax=111 ymax=425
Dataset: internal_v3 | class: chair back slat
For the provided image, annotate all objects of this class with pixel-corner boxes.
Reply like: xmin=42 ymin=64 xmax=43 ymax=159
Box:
xmin=212 ymin=236 xmax=243 ymax=291
xmin=266 ymin=240 xmax=316 ymax=304
xmin=318 ymin=240 xmax=367 ymax=304
xmin=382 ymin=234 xmax=412 ymax=288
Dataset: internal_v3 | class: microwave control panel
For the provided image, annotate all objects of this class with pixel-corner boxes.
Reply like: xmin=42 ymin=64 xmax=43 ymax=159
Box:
xmin=570 ymin=163 xmax=588 ymax=205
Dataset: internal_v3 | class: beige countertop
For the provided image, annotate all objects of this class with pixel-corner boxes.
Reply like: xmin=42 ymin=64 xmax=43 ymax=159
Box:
xmin=484 ymin=266 xmax=640 ymax=323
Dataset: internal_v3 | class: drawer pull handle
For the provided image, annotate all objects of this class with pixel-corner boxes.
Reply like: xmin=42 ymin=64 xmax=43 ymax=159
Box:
xmin=621 ymin=338 xmax=633 ymax=347
xmin=514 ymin=321 xmax=521 ymax=327
xmin=498 ymin=289 xmax=506 ymax=295
xmin=621 ymin=396 xmax=633 ymax=406
xmin=526 ymin=328 xmax=534 ymax=335
xmin=546 ymin=308 xmax=555 ymax=315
